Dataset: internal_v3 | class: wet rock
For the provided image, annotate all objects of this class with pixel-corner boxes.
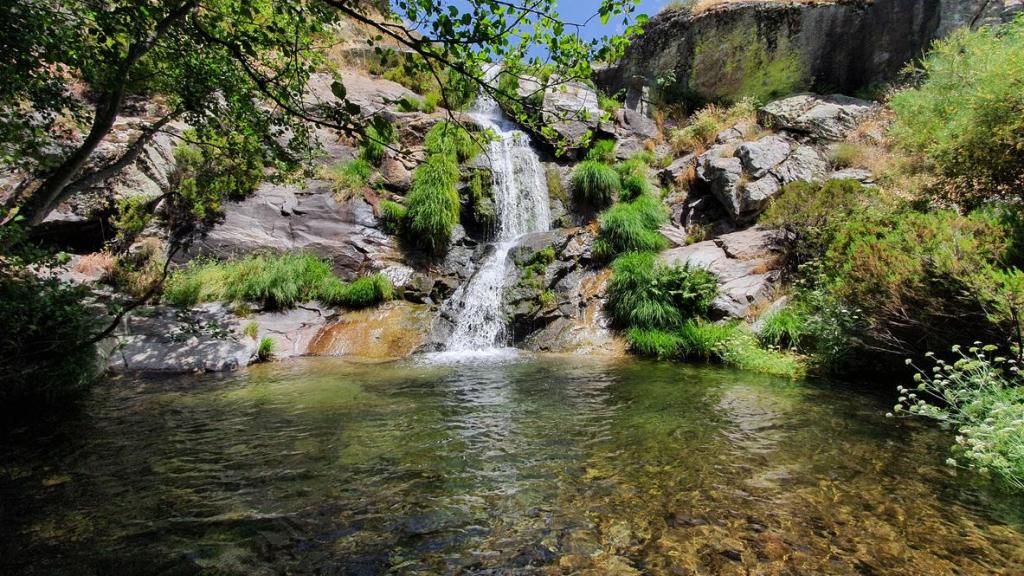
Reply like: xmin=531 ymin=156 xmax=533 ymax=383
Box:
xmin=659 ymin=228 xmax=785 ymax=318
xmin=249 ymin=306 xmax=332 ymax=358
xmin=759 ymin=94 xmax=879 ymax=141
xmin=306 ymin=301 xmax=435 ymax=358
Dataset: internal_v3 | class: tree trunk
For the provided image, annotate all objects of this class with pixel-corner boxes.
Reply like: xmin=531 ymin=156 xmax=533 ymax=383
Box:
xmin=23 ymin=86 xmax=126 ymax=226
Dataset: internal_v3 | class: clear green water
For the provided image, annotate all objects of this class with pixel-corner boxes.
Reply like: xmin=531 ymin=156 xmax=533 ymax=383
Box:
xmin=2 ymin=355 xmax=1023 ymax=575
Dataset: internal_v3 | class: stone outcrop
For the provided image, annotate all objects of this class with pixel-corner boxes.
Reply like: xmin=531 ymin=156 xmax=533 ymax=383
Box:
xmin=660 ymin=227 xmax=786 ymax=319
xmin=499 ymin=228 xmax=625 ymax=355
xmin=541 ymin=80 xmax=603 ymax=148
xmin=759 ymin=94 xmax=878 ymax=141
xmin=182 ymin=181 xmax=401 ymax=280
xmin=599 ymin=0 xmax=1020 ymax=107
xmin=695 ymin=136 xmax=827 ymax=222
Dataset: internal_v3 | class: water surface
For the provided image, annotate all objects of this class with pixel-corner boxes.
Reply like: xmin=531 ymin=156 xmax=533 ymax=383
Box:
xmin=2 ymin=355 xmax=1023 ymax=575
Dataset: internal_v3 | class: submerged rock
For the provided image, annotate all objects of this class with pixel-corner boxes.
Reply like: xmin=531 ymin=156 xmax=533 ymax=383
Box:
xmin=306 ymin=301 xmax=435 ymax=358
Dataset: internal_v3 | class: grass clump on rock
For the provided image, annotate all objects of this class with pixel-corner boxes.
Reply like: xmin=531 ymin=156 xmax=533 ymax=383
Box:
xmin=163 ymin=253 xmax=393 ymax=310
xmin=571 ymin=160 xmax=620 ymax=207
xmin=594 ymin=194 xmax=669 ymax=259
xmin=404 ymin=154 xmax=461 ymax=253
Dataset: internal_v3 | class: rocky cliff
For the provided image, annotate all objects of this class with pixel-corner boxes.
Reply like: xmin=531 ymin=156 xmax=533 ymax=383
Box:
xmin=600 ymin=0 xmax=1020 ymax=107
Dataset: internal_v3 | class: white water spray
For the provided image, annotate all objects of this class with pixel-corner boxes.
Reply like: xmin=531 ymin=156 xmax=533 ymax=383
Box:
xmin=442 ymin=67 xmax=550 ymax=352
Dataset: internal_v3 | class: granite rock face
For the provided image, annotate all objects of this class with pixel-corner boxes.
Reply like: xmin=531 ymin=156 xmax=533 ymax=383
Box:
xmin=541 ymin=80 xmax=603 ymax=149
xmin=182 ymin=181 xmax=401 ymax=280
xmin=599 ymin=0 xmax=1020 ymax=107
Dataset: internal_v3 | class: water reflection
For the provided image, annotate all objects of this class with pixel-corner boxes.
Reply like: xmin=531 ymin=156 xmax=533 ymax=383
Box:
xmin=1 ymin=356 xmax=1023 ymax=575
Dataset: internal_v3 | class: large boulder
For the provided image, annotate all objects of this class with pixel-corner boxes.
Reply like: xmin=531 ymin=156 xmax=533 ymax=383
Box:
xmin=758 ymin=94 xmax=879 ymax=141
xmin=183 ymin=181 xmax=400 ymax=280
xmin=659 ymin=227 xmax=786 ymax=319
xmin=696 ymin=137 xmax=826 ymax=222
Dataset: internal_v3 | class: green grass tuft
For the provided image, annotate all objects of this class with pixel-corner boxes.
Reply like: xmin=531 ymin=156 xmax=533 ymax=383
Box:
xmin=379 ymin=199 xmax=407 ymax=235
xmin=322 ymin=159 xmax=372 ymax=200
xmin=164 ymin=253 xmax=394 ymax=310
xmin=405 ymin=154 xmax=461 ymax=253
xmin=256 ymin=336 xmax=276 ymax=362
xmin=586 ymin=139 xmax=617 ymax=163
xmin=596 ymin=194 xmax=669 ymax=258
xmin=571 ymin=160 xmax=621 ymax=207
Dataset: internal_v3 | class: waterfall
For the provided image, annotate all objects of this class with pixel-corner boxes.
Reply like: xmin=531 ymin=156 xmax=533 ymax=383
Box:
xmin=442 ymin=68 xmax=550 ymax=352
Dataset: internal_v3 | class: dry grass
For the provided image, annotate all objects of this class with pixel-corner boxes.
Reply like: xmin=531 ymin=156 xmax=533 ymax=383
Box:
xmin=74 ymin=252 xmax=117 ymax=280
xmin=690 ymin=0 xmax=836 ymax=15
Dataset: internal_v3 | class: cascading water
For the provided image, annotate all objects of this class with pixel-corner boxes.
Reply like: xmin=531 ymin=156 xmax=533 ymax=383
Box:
xmin=442 ymin=68 xmax=550 ymax=352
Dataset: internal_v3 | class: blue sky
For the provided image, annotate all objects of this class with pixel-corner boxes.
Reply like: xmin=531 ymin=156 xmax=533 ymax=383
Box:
xmin=402 ymin=1 xmax=671 ymax=56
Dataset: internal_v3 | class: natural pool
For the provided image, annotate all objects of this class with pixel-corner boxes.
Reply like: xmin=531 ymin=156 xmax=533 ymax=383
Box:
xmin=2 ymin=354 xmax=1023 ymax=575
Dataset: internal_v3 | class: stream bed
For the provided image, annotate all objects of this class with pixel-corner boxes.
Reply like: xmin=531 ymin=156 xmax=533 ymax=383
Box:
xmin=2 ymin=354 xmax=1023 ymax=575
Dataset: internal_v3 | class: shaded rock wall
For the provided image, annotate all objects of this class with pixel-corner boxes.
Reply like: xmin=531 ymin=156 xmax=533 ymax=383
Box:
xmin=600 ymin=0 xmax=1020 ymax=107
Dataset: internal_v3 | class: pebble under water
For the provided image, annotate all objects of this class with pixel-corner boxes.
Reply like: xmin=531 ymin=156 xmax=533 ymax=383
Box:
xmin=2 ymin=355 xmax=1023 ymax=575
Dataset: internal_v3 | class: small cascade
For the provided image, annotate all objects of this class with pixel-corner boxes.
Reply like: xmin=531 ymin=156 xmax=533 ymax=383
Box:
xmin=443 ymin=68 xmax=550 ymax=352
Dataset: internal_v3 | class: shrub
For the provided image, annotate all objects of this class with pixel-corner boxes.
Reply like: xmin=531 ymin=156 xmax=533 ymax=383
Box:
xmin=606 ymin=252 xmax=717 ymax=330
xmin=164 ymin=253 xmax=394 ymax=310
xmin=830 ymin=142 xmax=866 ymax=169
xmin=669 ymin=98 xmax=757 ymax=155
xmin=571 ymin=160 xmax=621 ymax=207
xmin=899 ymin=344 xmax=1024 ymax=490
xmin=595 ymin=194 xmax=669 ymax=258
xmin=761 ymin=178 xmax=886 ymax=270
xmin=598 ymin=91 xmax=622 ymax=113
xmin=586 ymin=139 xmax=617 ymax=163
xmin=256 ymin=336 xmax=276 ymax=362
xmin=322 ymin=159 xmax=372 ymax=200
xmin=379 ymin=199 xmax=407 ymax=235
xmin=404 ymin=153 xmax=461 ymax=253
xmin=889 ymin=16 xmax=1024 ymax=206
xmin=0 ymin=268 xmax=98 ymax=411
